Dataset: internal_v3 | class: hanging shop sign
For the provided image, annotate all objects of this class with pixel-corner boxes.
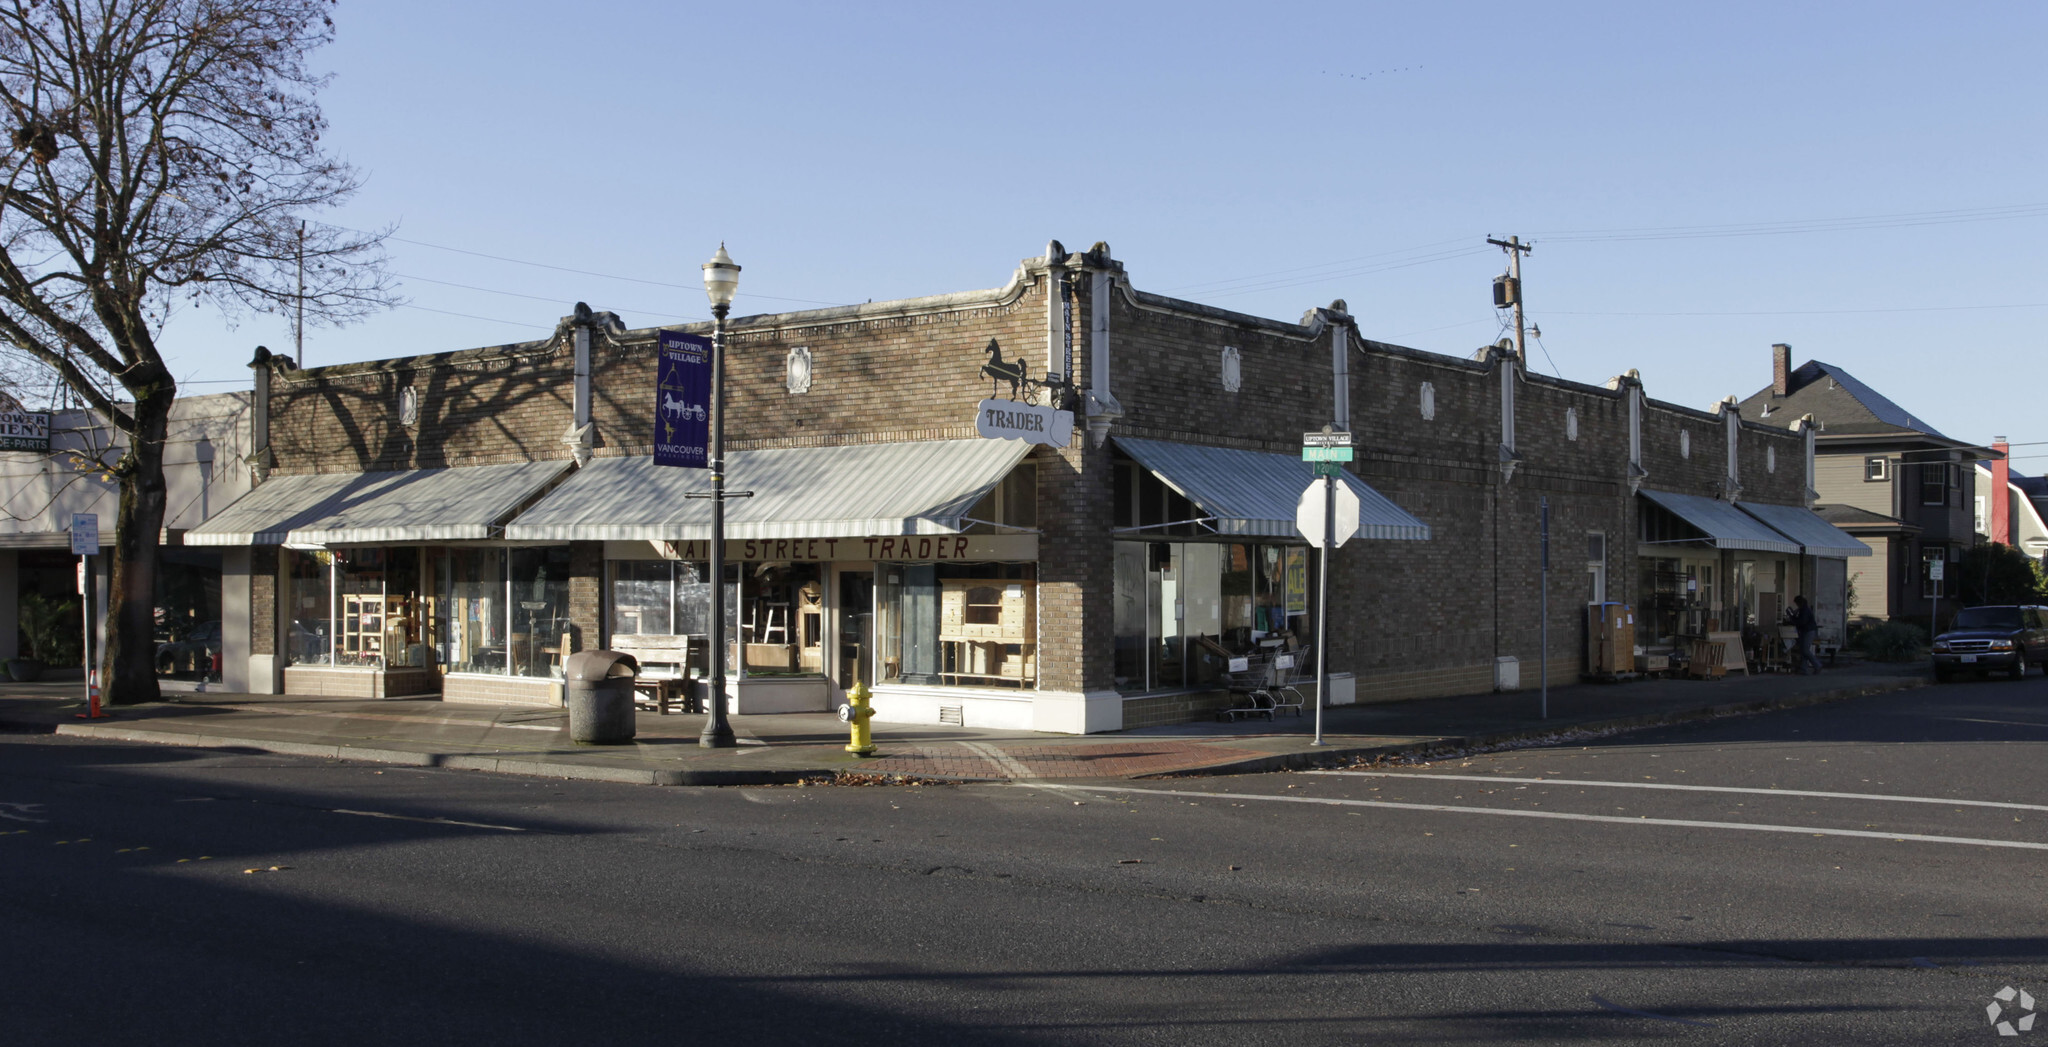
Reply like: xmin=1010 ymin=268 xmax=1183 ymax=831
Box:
xmin=654 ymin=330 xmax=711 ymax=468
xmin=975 ymin=399 xmax=1071 ymax=448
xmin=0 ymin=409 xmax=50 ymax=451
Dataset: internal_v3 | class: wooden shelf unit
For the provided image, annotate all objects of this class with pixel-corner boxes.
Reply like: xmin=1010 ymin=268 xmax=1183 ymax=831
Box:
xmin=938 ymin=579 xmax=1035 ymax=686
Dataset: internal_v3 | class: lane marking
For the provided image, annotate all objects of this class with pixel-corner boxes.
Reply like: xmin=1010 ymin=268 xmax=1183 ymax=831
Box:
xmin=1311 ymin=771 xmax=2048 ymax=815
xmin=1938 ymin=716 xmax=2048 ymax=730
xmin=962 ymin=742 xmax=1038 ymax=780
xmin=1021 ymin=783 xmax=2048 ymax=852
xmin=329 ymin=809 xmax=530 ymax=832
xmin=0 ymin=802 xmax=48 ymax=823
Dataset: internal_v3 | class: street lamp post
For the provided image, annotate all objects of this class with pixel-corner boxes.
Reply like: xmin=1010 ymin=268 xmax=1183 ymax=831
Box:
xmin=699 ymin=244 xmax=741 ymax=748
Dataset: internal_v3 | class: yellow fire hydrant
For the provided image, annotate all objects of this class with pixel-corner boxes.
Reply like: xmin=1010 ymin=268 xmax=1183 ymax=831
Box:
xmin=838 ymin=679 xmax=876 ymax=756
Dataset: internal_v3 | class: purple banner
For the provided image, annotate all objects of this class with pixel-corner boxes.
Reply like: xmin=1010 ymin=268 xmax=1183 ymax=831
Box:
xmin=655 ymin=330 xmax=711 ymax=468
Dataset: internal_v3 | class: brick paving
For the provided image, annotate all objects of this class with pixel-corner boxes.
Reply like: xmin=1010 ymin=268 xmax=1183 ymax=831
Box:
xmin=858 ymin=740 xmax=1280 ymax=780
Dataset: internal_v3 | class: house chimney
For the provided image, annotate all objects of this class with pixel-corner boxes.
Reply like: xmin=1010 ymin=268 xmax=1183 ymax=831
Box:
xmin=1993 ymin=436 xmax=2011 ymax=545
xmin=1771 ymin=343 xmax=1791 ymax=397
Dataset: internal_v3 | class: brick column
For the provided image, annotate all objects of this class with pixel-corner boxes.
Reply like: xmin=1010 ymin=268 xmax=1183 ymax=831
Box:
xmin=568 ymin=541 xmax=604 ymax=654
xmin=1032 ymin=440 xmax=1119 ymax=731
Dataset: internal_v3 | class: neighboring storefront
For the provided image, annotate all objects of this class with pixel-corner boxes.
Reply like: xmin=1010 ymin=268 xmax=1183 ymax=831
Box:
xmin=1633 ymin=488 xmax=1868 ymax=652
xmin=186 ymin=461 xmax=573 ymax=701
xmin=0 ymin=391 xmax=249 ymax=685
xmin=1107 ymin=438 xmax=1429 ymax=694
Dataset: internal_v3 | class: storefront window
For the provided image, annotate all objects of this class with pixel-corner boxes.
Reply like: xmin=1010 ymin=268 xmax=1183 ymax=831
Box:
xmin=436 ymin=547 xmax=508 ymax=674
xmin=286 ymin=550 xmax=331 ymax=666
xmin=1115 ymin=540 xmax=1306 ymax=693
xmin=879 ymin=562 xmax=1034 ymax=689
xmin=153 ymin=548 xmax=222 ymax=680
xmin=742 ymin=562 xmax=823 ymax=674
xmin=510 ymin=547 xmax=570 ymax=679
xmin=608 ymin=559 xmax=732 ymax=678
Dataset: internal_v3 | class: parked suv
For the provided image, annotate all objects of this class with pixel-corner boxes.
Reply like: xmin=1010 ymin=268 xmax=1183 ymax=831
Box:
xmin=1931 ymin=605 xmax=2048 ymax=681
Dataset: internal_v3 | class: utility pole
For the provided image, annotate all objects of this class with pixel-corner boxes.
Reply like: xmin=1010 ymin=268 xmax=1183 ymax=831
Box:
xmin=295 ymin=221 xmax=306 ymax=368
xmin=1487 ymin=235 xmax=1533 ymax=358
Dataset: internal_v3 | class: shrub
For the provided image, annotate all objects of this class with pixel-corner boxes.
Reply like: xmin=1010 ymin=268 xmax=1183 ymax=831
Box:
xmin=1854 ymin=620 xmax=1927 ymax=662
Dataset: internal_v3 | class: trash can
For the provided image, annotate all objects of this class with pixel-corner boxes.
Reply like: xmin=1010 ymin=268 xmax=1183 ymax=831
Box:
xmin=565 ymin=650 xmax=639 ymax=744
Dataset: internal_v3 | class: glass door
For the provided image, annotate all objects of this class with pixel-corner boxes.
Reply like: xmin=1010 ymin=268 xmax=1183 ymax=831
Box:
xmin=836 ymin=570 xmax=875 ymax=689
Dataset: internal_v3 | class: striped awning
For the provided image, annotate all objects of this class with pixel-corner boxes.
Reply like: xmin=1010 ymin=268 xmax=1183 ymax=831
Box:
xmin=1113 ymin=437 xmax=1431 ymax=541
xmin=184 ymin=461 xmax=572 ymax=546
xmin=1736 ymin=501 xmax=1873 ymax=558
xmin=1639 ymin=488 xmax=1803 ymax=555
xmin=502 ymin=439 xmax=1034 ymax=542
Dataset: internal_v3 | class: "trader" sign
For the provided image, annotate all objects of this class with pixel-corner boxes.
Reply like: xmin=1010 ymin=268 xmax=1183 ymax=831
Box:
xmin=974 ymin=398 xmax=1071 ymax=448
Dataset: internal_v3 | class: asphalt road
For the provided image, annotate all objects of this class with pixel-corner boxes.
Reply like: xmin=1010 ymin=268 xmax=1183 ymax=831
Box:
xmin=4 ymin=672 xmax=2045 ymax=1045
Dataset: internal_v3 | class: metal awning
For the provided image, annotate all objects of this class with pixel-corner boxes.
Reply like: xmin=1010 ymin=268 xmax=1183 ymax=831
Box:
xmin=1638 ymin=488 xmax=1802 ymax=555
xmin=185 ymin=461 xmax=572 ymax=546
xmin=1113 ymin=437 xmax=1431 ymax=541
xmin=1736 ymin=501 xmax=1873 ymax=558
xmin=502 ymin=439 xmax=1034 ymax=542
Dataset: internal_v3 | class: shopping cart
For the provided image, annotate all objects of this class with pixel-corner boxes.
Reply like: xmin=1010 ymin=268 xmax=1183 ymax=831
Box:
xmin=1217 ymin=649 xmax=1284 ymax=722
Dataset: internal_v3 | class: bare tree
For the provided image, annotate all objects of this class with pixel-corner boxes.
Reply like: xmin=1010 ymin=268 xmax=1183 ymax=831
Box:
xmin=0 ymin=0 xmax=390 ymax=703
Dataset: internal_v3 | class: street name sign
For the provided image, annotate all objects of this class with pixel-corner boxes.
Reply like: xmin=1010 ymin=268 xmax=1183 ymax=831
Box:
xmin=1301 ymin=430 xmax=1353 ymax=448
xmin=1301 ymin=446 xmax=1354 ymax=462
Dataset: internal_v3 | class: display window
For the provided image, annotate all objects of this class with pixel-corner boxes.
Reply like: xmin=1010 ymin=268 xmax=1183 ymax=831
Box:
xmin=1114 ymin=540 xmax=1306 ymax=694
xmin=873 ymin=562 xmax=1034 ymax=688
xmin=607 ymin=559 xmax=733 ymax=678
xmin=285 ymin=545 xmax=570 ymax=679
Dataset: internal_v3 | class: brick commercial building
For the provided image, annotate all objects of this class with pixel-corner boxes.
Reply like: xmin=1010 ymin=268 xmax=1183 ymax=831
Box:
xmin=188 ymin=242 xmax=1864 ymax=732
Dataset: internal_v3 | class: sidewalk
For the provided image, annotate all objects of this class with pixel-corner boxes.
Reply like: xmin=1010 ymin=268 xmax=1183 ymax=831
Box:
xmin=0 ymin=662 xmax=1929 ymax=787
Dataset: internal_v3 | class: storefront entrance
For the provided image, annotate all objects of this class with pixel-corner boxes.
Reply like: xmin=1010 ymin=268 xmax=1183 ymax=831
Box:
xmin=837 ymin=569 xmax=874 ymax=688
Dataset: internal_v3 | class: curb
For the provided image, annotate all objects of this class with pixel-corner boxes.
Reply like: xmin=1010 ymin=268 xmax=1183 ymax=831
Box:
xmin=44 ymin=721 xmax=833 ymax=787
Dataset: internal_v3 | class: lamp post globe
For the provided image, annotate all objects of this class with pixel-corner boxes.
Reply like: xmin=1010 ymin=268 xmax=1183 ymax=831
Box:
xmin=699 ymin=244 xmax=740 ymax=748
xmin=703 ymin=243 xmax=740 ymax=308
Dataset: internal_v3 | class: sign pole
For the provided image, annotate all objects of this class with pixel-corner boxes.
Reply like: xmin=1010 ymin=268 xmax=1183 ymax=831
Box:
xmin=1314 ymin=469 xmax=1333 ymax=746
xmin=1539 ymin=497 xmax=1549 ymax=720
xmin=82 ymin=553 xmax=101 ymax=718
xmin=70 ymin=513 xmax=105 ymax=719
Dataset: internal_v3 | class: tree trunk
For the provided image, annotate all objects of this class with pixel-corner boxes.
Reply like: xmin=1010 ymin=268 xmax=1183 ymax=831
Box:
xmin=104 ymin=386 xmax=173 ymax=706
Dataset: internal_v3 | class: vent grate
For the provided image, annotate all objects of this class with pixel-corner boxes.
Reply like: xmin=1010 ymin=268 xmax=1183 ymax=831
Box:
xmin=938 ymin=704 xmax=963 ymax=726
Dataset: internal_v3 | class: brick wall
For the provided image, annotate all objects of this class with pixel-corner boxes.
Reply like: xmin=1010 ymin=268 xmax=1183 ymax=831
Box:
xmin=270 ymin=340 xmax=575 ymax=473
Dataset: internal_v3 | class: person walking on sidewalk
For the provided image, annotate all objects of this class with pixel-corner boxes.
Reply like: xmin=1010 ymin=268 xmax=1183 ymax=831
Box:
xmin=1788 ymin=595 xmax=1822 ymax=675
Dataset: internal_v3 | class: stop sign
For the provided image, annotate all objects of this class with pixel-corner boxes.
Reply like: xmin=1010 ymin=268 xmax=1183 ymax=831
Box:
xmin=1296 ymin=479 xmax=1360 ymax=548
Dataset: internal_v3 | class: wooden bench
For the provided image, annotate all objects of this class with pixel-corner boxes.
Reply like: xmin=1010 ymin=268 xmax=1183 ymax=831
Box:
xmin=612 ymin=636 xmax=692 ymax=715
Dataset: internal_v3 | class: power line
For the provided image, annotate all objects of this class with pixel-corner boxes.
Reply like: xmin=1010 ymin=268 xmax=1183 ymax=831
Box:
xmin=1159 ymin=237 xmax=1474 ymax=295
xmin=1547 ymin=301 xmax=2048 ymax=318
xmin=390 ymin=270 xmax=707 ymax=324
xmin=1530 ymin=201 xmax=2048 ymax=244
xmin=318 ymin=222 xmax=848 ymax=307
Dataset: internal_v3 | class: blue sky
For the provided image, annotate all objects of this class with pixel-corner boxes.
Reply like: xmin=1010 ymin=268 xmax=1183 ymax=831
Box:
xmin=159 ymin=1 xmax=2048 ymax=465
